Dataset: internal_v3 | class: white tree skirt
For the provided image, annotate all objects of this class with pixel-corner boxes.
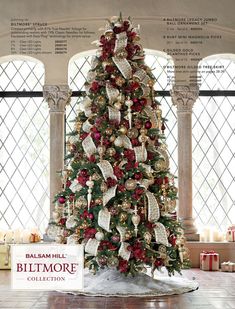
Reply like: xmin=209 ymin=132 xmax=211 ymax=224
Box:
xmin=65 ymin=268 xmax=199 ymax=297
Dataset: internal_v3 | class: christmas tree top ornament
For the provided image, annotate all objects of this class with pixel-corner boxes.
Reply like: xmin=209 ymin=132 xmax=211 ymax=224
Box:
xmin=50 ymin=14 xmax=190 ymax=277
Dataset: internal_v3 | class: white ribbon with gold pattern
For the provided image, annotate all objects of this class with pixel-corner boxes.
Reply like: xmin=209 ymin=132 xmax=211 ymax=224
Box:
xmin=146 ymin=191 xmax=160 ymax=222
xmin=85 ymin=238 xmax=100 ymax=256
xmin=118 ymin=242 xmax=131 ymax=260
xmin=98 ymin=208 xmax=111 ymax=232
xmin=154 ymin=222 xmax=171 ymax=247
xmin=82 ymin=134 xmax=97 ymax=157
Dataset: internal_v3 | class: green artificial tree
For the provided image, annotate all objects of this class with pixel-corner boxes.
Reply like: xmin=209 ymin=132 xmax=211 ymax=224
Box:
xmin=49 ymin=14 xmax=190 ymax=276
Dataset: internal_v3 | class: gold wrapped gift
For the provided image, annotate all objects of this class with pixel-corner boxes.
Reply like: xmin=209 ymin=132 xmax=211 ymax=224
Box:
xmin=0 ymin=244 xmax=11 ymax=269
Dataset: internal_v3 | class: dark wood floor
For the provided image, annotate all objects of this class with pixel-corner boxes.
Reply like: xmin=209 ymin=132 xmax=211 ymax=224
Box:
xmin=0 ymin=269 xmax=235 ymax=308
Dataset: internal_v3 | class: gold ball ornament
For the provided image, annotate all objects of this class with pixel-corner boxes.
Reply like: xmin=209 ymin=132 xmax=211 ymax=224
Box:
xmin=125 ymin=230 xmax=132 ymax=240
xmin=155 ymin=159 xmax=166 ymax=171
xmin=114 ymin=101 xmax=122 ymax=110
xmin=97 ymin=145 xmax=106 ymax=157
xmin=76 ymin=121 xmax=82 ymax=131
xmin=92 ymin=173 xmax=101 ymax=181
xmin=144 ymin=231 xmax=152 ymax=244
xmin=76 ymin=196 xmax=87 ymax=207
xmin=148 ymin=79 xmax=155 ymax=87
xmin=125 ymin=179 xmax=137 ymax=190
xmin=105 ymin=127 xmax=113 ymax=135
xmin=122 ymin=200 xmax=131 ymax=211
xmin=107 ymin=256 xmax=119 ymax=267
xmin=100 ymin=182 xmax=108 ymax=192
xmin=107 ymin=147 xmax=116 ymax=156
xmin=127 ymin=128 xmax=139 ymax=139
xmin=52 ymin=210 xmax=61 ymax=221
xmin=55 ymin=235 xmax=65 ymax=244
xmin=119 ymin=212 xmax=128 ymax=223
xmin=110 ymin=135 xmax=116 ymax=142
xmin=140 ymin=128 xmax=147 ymax=135
xmin=119 ymin=125 xmax=128 ymax=135
xmin=95 ymin=198 xmax=103 ymax=205
xmin=116 ymin=76 xmax=126 ymax=87
xmin=95 ymin=95 xmax=106 ymax=106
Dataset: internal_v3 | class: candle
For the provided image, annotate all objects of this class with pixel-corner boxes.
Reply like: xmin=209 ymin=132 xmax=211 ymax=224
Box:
xmin=22 ymin=230 xmax=30 ymax=243
xmin=203 ymin=227 xmax=211 ymax=242
xmin=5 ymin=230 xmax=13 ymax=243
xmin=13 ymin=229 xmax=22 ymax=243
xmin=0 ymin=230 xmax=5 ymax=242
xmin=211 ymin=228 xmax=219 ymax=242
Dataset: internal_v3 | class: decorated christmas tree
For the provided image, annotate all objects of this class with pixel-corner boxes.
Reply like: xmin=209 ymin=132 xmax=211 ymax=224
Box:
xmin=49 ymin=14 xmax=190 ymax=276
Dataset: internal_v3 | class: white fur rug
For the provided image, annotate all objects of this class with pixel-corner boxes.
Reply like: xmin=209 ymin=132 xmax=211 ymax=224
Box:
xmin=65 ymin=268 xmax=199 ymax=297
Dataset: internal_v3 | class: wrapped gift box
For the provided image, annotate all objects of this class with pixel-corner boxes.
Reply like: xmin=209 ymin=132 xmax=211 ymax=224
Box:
xmin=0 ymin=244 xmax=11 ymax=269
xmin=221 ymin=261 xmax=235 ymax=272
xmin=200 ymin=251 xmax=219 ymax=271
xmin=226 ymin=225 xmax=235 ymax=242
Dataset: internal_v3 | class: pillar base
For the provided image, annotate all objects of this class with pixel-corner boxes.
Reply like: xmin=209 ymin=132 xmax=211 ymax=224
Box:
xmin=184 ymin=233 xmax=200 ymax=241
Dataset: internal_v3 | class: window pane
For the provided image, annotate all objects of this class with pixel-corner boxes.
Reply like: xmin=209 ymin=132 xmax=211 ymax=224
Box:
xmin=193 ymin=56 xmax=235 ymax=231
xmin=0 ymin=60 xmax=49 ymax=234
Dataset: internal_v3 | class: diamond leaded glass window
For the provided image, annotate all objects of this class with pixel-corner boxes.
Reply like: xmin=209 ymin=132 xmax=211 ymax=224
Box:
xmin=0 ymin=59 xmax=49 ymax=233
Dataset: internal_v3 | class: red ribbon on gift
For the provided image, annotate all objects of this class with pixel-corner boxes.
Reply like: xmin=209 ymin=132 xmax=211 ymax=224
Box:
xmin=228 ymin=226 xmax=235 ymax=241
xmin=201 ymin=251 xmax=218 ymax=270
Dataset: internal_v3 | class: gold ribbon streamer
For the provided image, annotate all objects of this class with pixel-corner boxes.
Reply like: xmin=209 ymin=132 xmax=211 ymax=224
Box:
xmin=146 ymin=191 xmax=160 ymax=222
xmin=82 ymin=134 xmax=97 ymax=157
xmin=154 ymin=222 xmax=171 ymax=247
xmin=98 ymin=208 xmax=111 ymax=232
xmin=85 ymin=238 xmax=100 ymax=256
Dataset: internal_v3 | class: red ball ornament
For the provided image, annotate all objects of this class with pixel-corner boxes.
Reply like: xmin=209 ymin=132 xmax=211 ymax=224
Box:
xmin=145 ymin=121 xmax=152 ymax=129
xmin=134 ymin=172 xmax=143 ymax=180
xmin=58 ymin=196 xmax=66 ymax=204
xmin=87 ymin=213 xmax=94 ymax=220
xmin=111 ymin=235 xmax=120 ymax=243
xmin=154 ymin=259 xmax=163 ymax=267
xmin=94 ymin=132 xmax=101 ymax=140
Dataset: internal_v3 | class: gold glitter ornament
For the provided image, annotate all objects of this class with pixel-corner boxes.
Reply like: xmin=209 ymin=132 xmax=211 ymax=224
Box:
xmin=119 ymin=125 xmax=127 ymax=135
xmin=122 ymin=200 xmax=131 ymax=211
xmin=100 ymin=182 xmax=108 ymax=192
xmin=125 ymin=230 xmax=132 ymax=240
xmin=107 ymin=147 xmax=116 ymax=156
xmin=144 ymin=231 xmax=152 ymax=244
xmin=115 ymin=76 xmax=126 ymax=86
xmin=127 ymin=128 xmax=139 ymax=139
xmin=114 ymin=101 xmax=122 ymax=110
xmin=95 ymin=95 xmax=106 ymax=106
xmin=140 ymin=128 xmax=147 ymax=135
xmin=105 ymin=127 xmax=113 ymax=135
xmin=92 ymin=173 xmax=101 ymax=181
xmin=125 ymin=179 xmax=137 ymax=190
xmin=119 ymin=212 xmax=128 ymax=222
xmin=95 ymin=198 xmax=103 ymax=205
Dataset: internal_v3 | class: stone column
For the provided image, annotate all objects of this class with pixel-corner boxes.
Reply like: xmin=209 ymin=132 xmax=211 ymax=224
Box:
xmin=170 ymin=85 xmax=199 ymax=241
xmin=43 ymin=85 xmax=72 ymax=219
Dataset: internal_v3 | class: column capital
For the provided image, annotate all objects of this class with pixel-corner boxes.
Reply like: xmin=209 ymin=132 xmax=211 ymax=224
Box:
xmin=170 ymin=85 xmax=199 ymax=113
xmin=43 ymin=85 xmax=72 ymax=113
